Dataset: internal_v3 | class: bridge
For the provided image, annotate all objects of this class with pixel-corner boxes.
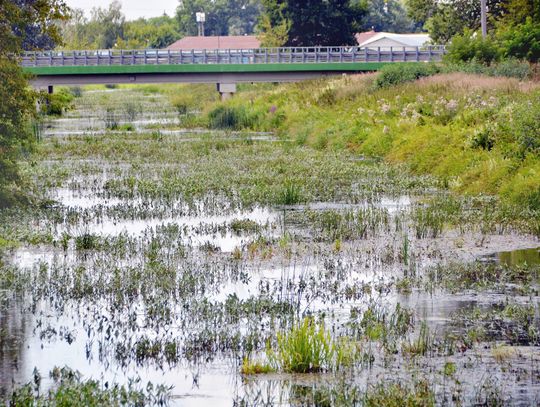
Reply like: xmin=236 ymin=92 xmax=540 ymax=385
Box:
xmin=21 ymin=46 xmax=446 ymax=99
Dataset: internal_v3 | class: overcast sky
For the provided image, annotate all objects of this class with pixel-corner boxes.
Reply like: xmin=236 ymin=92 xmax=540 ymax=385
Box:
xmin=65 ymin=0 xmax=178 ymax=20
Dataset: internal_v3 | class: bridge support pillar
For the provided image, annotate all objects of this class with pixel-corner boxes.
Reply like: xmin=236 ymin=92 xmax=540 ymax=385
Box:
xmin=217 ymin=83 xmax=236 ymax=101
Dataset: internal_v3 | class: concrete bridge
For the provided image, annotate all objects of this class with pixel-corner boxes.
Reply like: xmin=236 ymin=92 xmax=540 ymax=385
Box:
xmin=21 ymin=46 xmax=445 ymax=99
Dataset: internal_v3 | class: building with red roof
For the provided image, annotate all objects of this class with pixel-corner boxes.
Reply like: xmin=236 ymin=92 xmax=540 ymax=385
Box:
xmin=167 ymin=36 xmax=261 ymax=50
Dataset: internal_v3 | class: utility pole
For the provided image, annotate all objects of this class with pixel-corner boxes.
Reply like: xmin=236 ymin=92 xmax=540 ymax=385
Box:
xmin=196 ymin=12 xmax=206 ymax=37
xmin=480 ymin=0 xmax=487 ymax=38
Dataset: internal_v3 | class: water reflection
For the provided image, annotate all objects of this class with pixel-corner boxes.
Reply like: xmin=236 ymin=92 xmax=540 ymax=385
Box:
xmin=497 ymin=246 xmax=540 ymax=267
xmin=0 ymin=299 xmax=30 ymax=398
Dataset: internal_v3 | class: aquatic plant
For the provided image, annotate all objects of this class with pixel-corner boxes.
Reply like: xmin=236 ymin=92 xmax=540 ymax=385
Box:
xmin=266 ymin=317 xmax=359 ymax=373
xmin=364 ymin=380 xmax=435 ymax=407
xmin=9 ymin=366 xmax=171 ymax=406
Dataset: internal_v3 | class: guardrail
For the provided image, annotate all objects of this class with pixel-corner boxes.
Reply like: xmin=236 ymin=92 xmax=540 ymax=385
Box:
xmin=21 ymin=46 xmax=446 ymax=67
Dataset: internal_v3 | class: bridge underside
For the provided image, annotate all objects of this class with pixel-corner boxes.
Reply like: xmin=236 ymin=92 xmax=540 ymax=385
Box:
xmin=30 ymin=71 xmax=357 ymax=87
xmin=26 ymin=62 xmax=386 ymax=87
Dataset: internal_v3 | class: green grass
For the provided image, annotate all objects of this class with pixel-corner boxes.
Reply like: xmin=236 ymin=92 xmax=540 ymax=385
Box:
xmin=9 ymin=366 xmax=170 ymax=406
xmin=196 ymin=72 xmax=540 ymax=213
xmin=364 ymin=380 xmax=435 ymax=407
xmin=264 ymin=317 xmax=359 ymax=373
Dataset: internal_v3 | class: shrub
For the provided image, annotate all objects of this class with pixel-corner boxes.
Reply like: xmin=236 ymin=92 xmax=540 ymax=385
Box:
xmin=444 ymin=59 xmax=531 ymax=79
xmin=374 ymin=63 xmax=441 ymax=88
xmin=42 ymin=88 xmax=74 ymax=116
xmin=499 ymin=98 xmax=540 ymax=158
xmin=68 ymin=86 xmax=83 ymax=97
xmin=208 ymin=105 xmax=258 ymax=130
xmin=171 ymin=92 xmax=196 ymax=114
xmin=503 ymin=18 xmax=540 ymax=63
xmin=445 ymin=30 xmax=501 ymax=64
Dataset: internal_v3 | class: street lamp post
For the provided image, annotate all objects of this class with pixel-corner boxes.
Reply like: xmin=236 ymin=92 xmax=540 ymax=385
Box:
xmin=480 ymin=0 xmax=487 ymax=38
xmin=196 ymin=12 xmax=206 ymax=37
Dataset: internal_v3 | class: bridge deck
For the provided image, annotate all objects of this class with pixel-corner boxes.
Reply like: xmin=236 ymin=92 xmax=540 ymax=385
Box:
xmin=21 ymin=46 xmax=445 ymax=87
xmin=22 ymin=46 xmax=445 ymax=69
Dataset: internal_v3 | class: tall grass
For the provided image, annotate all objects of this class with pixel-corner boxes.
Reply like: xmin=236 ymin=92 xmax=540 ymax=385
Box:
xmin=266 ymin=317 xmax=359 ymax=373
xmin=208 ymin=105 xmax=258 ymax=130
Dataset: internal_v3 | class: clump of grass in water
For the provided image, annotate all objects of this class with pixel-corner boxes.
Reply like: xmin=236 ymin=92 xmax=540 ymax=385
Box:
xmin=75 ymin=233 xmax=99 ymax=250
xmin=240 ymin=358 xmax=274 ymax=375
xmin=265 ymin=317 xmax=359 ymax=373
xmin=364 ymin=379 xmax=435 ymax=407
xmin=402 ymin=321 xmax=433 ymax=356
xmin=9 ymin=366 xmax=171 ymax=406
xmin=208 ymin=105 xmax=257 ymax=130
xmin=277 ymin=180 xmax=302 ymax=205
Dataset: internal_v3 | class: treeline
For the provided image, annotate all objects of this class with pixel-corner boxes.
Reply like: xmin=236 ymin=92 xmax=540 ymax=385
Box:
xmin=59 ymin=0 xmax=421 ymax=50
xmin=58 ymin=0 xmax=540 ymax=63
xmin=406 ymin=0 xmax=540 ymax=63
xmin=0 ymin=0 xmax=70 ymax=206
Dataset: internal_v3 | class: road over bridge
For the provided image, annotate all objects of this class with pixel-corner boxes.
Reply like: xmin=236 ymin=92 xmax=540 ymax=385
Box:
xmin=21 ymin=46 xmax=445 ymax=99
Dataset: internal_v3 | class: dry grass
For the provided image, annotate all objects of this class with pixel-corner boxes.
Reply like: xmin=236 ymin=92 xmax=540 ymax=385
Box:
xmin=491 ymin=345 xmax=517 ymax=364
xmin=417 ymin=73 xmax=540 ymax=93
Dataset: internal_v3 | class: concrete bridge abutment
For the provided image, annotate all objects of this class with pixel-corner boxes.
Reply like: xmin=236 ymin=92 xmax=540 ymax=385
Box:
xmin=217 ymin=83 xmax=236 ymax=101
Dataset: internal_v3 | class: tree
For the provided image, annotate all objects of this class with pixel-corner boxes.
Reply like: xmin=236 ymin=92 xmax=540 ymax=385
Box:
xmin=362 ymin=0 xmax=416 ymax=33
xmin=0 ymin=0 xmax=69 ymax=206
xmin=502 ymin=18 xmax=540 ymax=62
xmin=1 ymin=0 xmax=69 ymax=52
xmin=121 ymin=15 xmax=181 ymax=49
xmin=90 ymin=0 xmax=125 ymax=49
xmin=498 ymin=0 xmax=540 ymax=27
xmin=404 ymin=0 xmax=436 ymax=29
xmin=60 ymin=8 xmax=92 ymax=49
xmin=406 ymin=0 xmax=507 ymax=43
xmin=176 ymin=0 xmax=261 ymax=36
xmin=259 ymin=0 xmax=366 ymax=47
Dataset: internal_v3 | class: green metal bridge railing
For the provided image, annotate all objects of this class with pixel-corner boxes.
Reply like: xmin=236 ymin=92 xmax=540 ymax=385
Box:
xmin=21 ymin=46 xmax=446 ymax=68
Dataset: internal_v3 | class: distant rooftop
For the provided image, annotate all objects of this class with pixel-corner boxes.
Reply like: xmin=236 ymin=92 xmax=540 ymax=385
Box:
xmin=356 ymin=31 xmax=430 ymax=47
xmin=355 ymin=30 xmax=378 ymax=46
xmin=167 ymin=36 xmax=261 ymax=50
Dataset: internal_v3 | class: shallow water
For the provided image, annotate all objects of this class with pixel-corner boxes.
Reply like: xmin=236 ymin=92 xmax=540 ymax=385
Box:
xmin=497 ymin=246 xmax=540 ymax=266
xmin=2 ymin=87 xmax=540 ymax=405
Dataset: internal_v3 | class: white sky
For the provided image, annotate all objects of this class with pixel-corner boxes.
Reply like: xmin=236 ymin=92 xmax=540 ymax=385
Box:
xmin=65 ymin=0 xmax=178 ymax=20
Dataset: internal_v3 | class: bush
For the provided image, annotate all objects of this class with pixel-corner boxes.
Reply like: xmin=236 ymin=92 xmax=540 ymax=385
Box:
xmin=443 ymin=59 xmax=531 ymax=79
xmin=374 ymin=63 xmax=441 ymax=88
xmin=68 ymin=86 xmax=83 ymax=97
xmin=42 ymin=88 xmax=74 ymax=116
xmin=503 ymin=18 xmax=540 ymax=63
xmin=208 ymin=105 xmax=258 ymax=130
xmin=171 ymin=92 xmax=196 ymax=114
xmin=510 ymin=99 xmax=540 ymax=158
xmin=445 ymin=30 xmax=501 ymax=65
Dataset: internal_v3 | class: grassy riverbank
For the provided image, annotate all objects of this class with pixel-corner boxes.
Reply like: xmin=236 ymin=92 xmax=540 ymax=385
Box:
xmin=197 ymin=70 xmax=540 ymax=212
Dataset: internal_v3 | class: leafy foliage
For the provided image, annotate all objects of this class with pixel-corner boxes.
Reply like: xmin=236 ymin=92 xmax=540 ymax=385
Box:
xmin=176 ymin=0 xmax=262 ymax=37
xmin=61 ymin=2 xmax=180 ymax=50
xmin=0 ymin=0 xmax=68 ymax=206
xmin=208 ymin=105 xmax=258 ymax=129
xmin=362 ymin=0 xmax=416 ymax=33
xmin=0 ymin=0 xmax=68 ymax=52
xmin=259 ymin=0 xmax=366 ymax=46
xmin=444 ymin=30 xmax=501 ymax=64
xmin=373 ymin=63 xmax=441 ymax=88
xmin=9 ymin=366 xmax=170 ymax=406
xmin=502 ymin=18 xmax=540 ymax=63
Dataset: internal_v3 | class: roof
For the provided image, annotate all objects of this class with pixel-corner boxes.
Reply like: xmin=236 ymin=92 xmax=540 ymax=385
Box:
xmin=358 ymin=32 xmax=430 ymax=47
xmin=355 ymin=31 xmax=378 ymax=45
xmin=166 ymin=36 xmax=261 ymax=50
